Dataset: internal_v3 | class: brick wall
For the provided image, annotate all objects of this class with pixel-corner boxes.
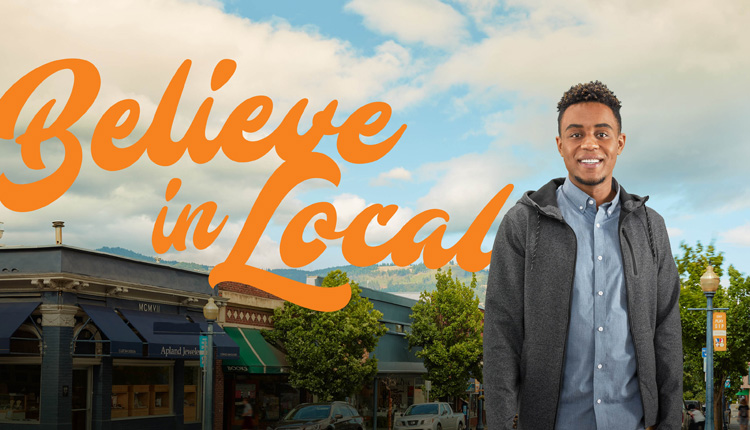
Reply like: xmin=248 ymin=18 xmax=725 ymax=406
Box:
xmin=40 ymin=325 xmax=73 ymax=430
xmin=92 ymin=357 xmax=113 ymax=430
xmin=217 ymin=281 xmax=281 ymax=300
xmin=214 ymin=359 xmax=224 ymax=430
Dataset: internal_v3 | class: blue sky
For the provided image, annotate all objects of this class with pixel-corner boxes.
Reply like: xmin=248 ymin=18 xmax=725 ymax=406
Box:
xmin=1 ymin=0 xmax=749 ymax=284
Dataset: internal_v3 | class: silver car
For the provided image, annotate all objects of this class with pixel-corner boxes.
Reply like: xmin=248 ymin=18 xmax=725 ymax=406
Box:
xmin=394 ymin=403 xmax=465 ymax=430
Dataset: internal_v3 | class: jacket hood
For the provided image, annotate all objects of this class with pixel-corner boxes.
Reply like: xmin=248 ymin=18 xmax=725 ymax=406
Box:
xmin=519 ymin=177 xmax=649 ymax=220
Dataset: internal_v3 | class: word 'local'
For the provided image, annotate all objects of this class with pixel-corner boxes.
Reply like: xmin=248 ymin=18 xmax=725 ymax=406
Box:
xmin=0 ymin=59 xmax=513 ymax=312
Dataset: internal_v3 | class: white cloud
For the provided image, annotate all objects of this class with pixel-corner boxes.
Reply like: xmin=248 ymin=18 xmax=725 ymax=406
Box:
xmin=720 ymin=224 xmax=750 ymax=247
xmin=417 ymin=152 xmax=527 ymax=231
xmin=345 ymin=0 xmax=469 ymax=48
xmin=667 ymin=227 xmax=683 ymax=238
xmin=370 ymin=167 xmax=413 ymax=186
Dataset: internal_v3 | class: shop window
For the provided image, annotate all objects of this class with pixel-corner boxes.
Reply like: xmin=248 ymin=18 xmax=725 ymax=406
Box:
xmin=0 ymin=364 xmax=41 ymax=423
xmin=111 ymin=365 xmax=171 ymax=419
xmin=183 ymin=365 xmax=202 ymax=423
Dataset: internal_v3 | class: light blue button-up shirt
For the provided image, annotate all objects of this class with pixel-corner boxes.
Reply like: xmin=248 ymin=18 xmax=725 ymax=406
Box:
xmin=554 ymin=178 xmax=644 ymax=430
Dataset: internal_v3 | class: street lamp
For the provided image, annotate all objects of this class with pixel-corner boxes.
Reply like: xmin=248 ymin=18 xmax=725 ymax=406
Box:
xmin=203 ymin=297 xmax=219 ymax=430
xmin=476 ymin=361 xmax=484 ymax=430
xmin=701 ymin=266 xmax=719 ymax=430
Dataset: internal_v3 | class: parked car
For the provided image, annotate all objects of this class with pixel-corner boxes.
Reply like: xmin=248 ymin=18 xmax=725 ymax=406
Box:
xmin=274 ymin=402 xmax=364 ymax=430
xmin=684 ymin=400 xmax=705 ymax=430
xmin=394 ymin=402 xmax=465 ymax=430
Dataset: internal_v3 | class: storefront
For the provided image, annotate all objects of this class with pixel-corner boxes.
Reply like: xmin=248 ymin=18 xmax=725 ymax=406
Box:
xmin=0 ymin=245 xmax=238 ymax=430
xmin=219 ymin=315 xmax=307 ymax=429
xmin=357 ymin=288 xmax=427 ymax=430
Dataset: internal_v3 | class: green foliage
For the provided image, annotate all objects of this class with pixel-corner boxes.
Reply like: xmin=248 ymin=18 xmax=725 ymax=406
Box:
xmin=407 ymin=268 xmax=484 ymax=400
xmin=263 ymin=270 xmax=387 ymax=401
xmin=677 ymin=242 xmax=750 ymax=427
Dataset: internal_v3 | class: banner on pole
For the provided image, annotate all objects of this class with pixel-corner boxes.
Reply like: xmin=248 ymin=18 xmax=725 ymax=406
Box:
xmin=714 ymin=312 xmax=727 ymax=351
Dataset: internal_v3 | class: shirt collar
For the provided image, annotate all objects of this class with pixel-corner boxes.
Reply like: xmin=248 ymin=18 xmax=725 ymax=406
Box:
xmin=560 ymin=177 xmax=621 ymax=216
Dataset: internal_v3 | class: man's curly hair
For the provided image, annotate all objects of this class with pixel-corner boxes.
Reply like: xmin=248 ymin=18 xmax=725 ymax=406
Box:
xmin=557 ymin=81 xmax=622 ymax=135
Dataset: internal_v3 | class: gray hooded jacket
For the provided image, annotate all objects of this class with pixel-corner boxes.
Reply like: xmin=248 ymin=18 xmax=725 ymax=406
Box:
xmin=484 ymin=178 xmax=682 ymax=429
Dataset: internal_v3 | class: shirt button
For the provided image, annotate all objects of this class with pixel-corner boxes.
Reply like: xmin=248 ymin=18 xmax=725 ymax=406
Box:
xmin=588 ymin=200 xmax=594 ymax=205
xmin=597 ymin=255 xmax=603 ymax=261
xmin=597 ymin=364 xmax=603 ymax=369
xmin=598 ymin=327 xmax=604 ymax=332
xmin=597 ymin=399 xmax=602 ymax=404
xmin=596 ymin=223 xmax=601 ymax=228
xmin=598 ymin=291 xmax=603 ymax=296
xmin=579 ymin=206 xmax=584 ymax=210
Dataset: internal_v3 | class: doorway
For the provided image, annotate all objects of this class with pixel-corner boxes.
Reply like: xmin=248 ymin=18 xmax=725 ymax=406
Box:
xmin=72 ymin=368 xmax=91 ymax=430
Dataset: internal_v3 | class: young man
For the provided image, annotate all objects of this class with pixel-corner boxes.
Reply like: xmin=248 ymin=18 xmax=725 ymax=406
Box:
xmin=484 ymin=81 xmax=682 ymax=429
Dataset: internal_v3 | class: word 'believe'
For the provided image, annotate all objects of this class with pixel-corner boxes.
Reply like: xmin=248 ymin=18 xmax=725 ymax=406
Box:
xmin=0 ymin=59 xmax=513 ymax=311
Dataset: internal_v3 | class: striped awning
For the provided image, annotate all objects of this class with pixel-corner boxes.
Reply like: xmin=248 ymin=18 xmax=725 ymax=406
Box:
xmin=222 ymin=327 xmax=287 ymax=374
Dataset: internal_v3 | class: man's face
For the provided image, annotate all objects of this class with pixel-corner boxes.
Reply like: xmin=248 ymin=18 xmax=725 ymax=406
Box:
xmin=556 ymin=102 xmax=625 ymax=193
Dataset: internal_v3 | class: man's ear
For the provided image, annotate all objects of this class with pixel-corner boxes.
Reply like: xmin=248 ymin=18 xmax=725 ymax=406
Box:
xmin=556 ymin=136 xmax=563 ymax=156
xmin=618 ymin=133 xmax=626 ymax=155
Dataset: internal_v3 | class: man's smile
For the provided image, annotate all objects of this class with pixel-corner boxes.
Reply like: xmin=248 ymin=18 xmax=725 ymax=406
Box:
xmin=579 ymin=158 xmax=603 ymax=167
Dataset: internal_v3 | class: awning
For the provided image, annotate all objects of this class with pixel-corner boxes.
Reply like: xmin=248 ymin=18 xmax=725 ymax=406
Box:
xmin=80 ymin=304 xmax=142 ymax=357
xmin=187 ymin=311 xmax=240 ymax=360
xmin=119 ymin=309 xmax=201 ymax=359
xmin=222 ymin=327 xmax=287 ymax=374
xmin=0 ymin=302 xmax=40 ymax=354
xmin=737 ymin=389 xmax=749 ymax=396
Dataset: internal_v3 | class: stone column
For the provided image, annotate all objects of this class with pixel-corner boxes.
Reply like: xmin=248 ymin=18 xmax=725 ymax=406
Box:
xmin=39 ymin=304 xmax=78 ymax=430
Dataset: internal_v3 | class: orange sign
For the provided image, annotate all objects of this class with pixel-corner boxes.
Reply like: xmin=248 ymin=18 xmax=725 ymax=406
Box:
xmin=714 ymin=312 xmax=727 ymax=332
xmin=714 ymin=312 xmax=727 ymax=351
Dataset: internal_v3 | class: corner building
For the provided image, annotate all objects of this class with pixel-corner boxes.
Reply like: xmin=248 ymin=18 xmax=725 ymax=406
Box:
xmin=0 ymin=245 xmax=239 ymax=430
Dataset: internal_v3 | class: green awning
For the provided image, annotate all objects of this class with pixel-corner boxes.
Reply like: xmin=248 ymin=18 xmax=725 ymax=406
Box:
xmin=222 ymin=327 xmax=287 ymax=374
xmin=736 ymin=389 xmax=749 ymax=396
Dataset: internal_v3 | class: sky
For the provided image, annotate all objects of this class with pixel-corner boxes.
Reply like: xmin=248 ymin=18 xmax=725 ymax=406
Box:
xmin=1 ymin=0 xmax=749 ymax=284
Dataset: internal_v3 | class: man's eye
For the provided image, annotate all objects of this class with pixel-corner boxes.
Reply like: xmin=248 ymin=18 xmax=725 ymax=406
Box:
xmin=597 ymin=132 xmax=609 ymax=138
xmin=569 ymin=133 xmax=582 ymax=138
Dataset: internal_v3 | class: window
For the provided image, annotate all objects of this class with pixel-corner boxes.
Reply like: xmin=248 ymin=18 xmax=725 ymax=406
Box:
xmin=0 ymin=364 xmax=41 ymax=423
xmin=9 ymin=324 xmax=41 ymax=355
xmin=73 ymin=322 xmax=103 ymax=356
xmin=111 ymin=364 xmax=172 ymax=418
xmin=183 ymin=365 xmax=201 ymax=423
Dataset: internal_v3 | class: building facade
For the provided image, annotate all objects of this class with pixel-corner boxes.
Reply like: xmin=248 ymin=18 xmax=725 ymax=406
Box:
xmin=0 ymin=245 xmax=237 ymax=430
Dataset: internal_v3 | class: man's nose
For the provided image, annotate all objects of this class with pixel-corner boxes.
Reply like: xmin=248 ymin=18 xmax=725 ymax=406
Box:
xmin=581 ymin=134 xmax=599 ymax=150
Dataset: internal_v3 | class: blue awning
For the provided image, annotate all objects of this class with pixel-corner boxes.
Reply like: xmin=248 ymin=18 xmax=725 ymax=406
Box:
xmin=119 ymin=309 xmax=201 ymax=359
xmin=0 ymin=302 xmax=40 ymax=354
xmin=187 ymin=311 xmax=240 ymax=360
xmin=79 ymin=304 xmax=142 ymax=357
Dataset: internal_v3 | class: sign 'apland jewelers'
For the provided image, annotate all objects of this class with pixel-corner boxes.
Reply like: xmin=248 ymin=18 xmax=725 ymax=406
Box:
xmin=0 ymin=59 xmax=513 ymax=312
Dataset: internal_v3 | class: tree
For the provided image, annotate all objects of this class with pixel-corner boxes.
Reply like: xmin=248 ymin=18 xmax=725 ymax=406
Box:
xmin=407 ymin=268 xmax=484 ymax=401
xmin=677 ymin=242 xmax=750 ymax=429
xmin=263 ymin=270 xmax=387 ymax=401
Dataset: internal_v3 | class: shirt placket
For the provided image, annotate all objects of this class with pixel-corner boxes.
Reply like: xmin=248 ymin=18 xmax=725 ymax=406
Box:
xmin=592 ymin=199 xmax=608 ymax=425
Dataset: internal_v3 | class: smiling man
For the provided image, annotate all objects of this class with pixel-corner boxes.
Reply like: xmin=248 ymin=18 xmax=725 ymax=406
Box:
xmin=484 ymin=81 xmax=682 ymax=429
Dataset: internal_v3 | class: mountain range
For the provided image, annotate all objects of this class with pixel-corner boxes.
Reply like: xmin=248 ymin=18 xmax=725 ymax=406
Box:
xmin=96 ymin=247 xmax=488 ymax=303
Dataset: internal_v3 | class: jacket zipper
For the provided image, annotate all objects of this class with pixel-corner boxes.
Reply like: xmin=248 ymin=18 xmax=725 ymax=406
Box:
xmin=551 ymin=219 xmax=576 ymax=430
xmin=622 ymin=229 xmax=639 ymax=276
xmin=621 ymin=212 xmax=647 ymax=425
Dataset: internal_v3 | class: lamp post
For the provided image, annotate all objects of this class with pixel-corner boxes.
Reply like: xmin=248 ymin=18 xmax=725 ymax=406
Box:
xmin=203 ymin=297 xmax=219 ymax=430
xmin=476 ymin=361 xmax=484 ymax=430
xmin=702 ymin=265 xmax=719 ymax=430
xmin=476 ymin=384 xmax=484 ymax=430
xmin=687 ymin=266 xmax=729 ymax=430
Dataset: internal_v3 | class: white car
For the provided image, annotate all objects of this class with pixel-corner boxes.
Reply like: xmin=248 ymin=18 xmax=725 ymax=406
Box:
xmin=394 ymin=403 xmax=465 ymax=430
